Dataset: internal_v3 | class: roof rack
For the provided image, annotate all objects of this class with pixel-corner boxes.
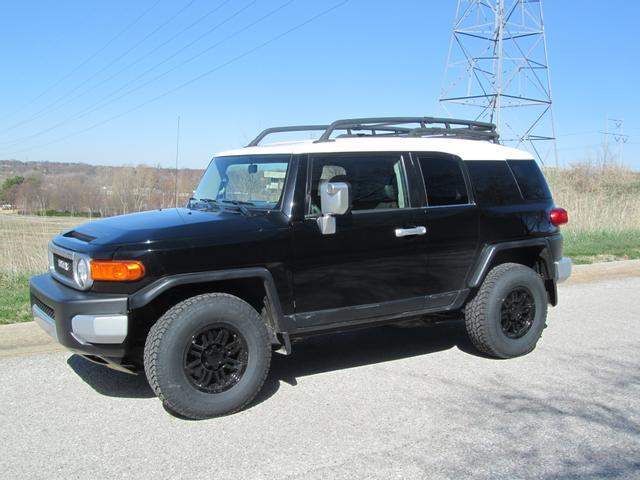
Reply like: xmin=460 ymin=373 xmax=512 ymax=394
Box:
xmin=247 ymin=116 xmax=499 ymax=147
xmin=247 ymin=125 xmax=329 ymax=147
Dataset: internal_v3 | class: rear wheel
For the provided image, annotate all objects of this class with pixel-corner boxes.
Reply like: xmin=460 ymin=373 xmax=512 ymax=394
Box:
xmin=144 ymin=293 xmax=271 ymax=419
xmin=464 ymin=263 xmax=547 ymax=359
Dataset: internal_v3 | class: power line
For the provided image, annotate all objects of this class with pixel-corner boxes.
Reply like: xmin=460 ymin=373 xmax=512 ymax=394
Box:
xmin=555 ymin=131 xmax=600 ymax=138
xmin=2 ymin=0 xmax=291 ymax=150
xmin=1 ymin=0 xmax=196 ymax=135
xmin=555 ymin=143 xmax=601 ymax=152
xmin=5 ymin=0 xmax=236 ymax=134
xmin=1 ymin=0 xmax=261 ymax=148
xmin=1 ymin=0 xmax=162 ymax=127
xmin=4 ymin=0 xmax=350 ymax=158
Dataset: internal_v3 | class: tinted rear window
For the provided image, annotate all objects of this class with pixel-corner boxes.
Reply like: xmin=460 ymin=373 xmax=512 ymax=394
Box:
xmin=507 ymin=160 xmax=552 ymax=201
xmin=466 ymin=161 xmax=521 ymax=206
xmin=418 ymin=155 xmax=469 ymax=206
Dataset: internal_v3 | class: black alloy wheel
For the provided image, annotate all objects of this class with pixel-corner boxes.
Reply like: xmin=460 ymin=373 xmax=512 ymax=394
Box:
xmin=144 ymin=293 xmax=272 ymax=419
xmin=464 ymin=263 xmax=548 ymax=359
xmin=500 ymin=287 xmax=536 ymax=339
xmin=184 ymin=324 xmax=248 ymax=393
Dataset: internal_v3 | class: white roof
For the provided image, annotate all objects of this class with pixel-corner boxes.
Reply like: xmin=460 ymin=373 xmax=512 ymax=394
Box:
xmin=216 ymin=137 xmax=534 ymax=161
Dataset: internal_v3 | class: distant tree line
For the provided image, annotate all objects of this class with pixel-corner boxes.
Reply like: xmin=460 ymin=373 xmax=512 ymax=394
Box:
xmin=0 ymin=161 xmax=202 ymax=217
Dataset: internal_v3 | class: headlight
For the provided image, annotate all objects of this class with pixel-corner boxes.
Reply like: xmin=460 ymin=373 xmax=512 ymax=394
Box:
xmin=74 ymin=257 xmax=92 ymax=289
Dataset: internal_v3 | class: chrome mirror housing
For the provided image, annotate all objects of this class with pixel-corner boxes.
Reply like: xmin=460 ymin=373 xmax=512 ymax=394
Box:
xmin=317 ymin=182 xmax=351 ymax=235
xmin=319 ymin=182 xmax=350 ymax=215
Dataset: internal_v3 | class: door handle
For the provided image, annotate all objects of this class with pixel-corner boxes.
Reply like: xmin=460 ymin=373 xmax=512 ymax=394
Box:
xmin=395 ymin=226 xmax=427 ymax=237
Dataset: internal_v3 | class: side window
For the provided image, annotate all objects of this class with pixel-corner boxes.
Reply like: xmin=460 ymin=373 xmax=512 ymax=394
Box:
xmin=309 ymin=155 xmax=408 ymax=214
xmin=466 ymin=161 xmax=522 ymax=206
xmin=507 ymin=160 xmax=552 ymax=201
xmin=418 ymin=154 xmax=469 ymax=206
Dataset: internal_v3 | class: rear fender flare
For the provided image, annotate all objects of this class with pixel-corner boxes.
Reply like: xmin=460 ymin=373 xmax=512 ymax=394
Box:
xmin=468 ymin=237 xmax=557 ymax=289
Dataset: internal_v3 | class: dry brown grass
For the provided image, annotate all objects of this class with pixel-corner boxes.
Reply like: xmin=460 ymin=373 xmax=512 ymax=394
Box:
xmin=0 ymin=213 xmax=87 ymax=274
xmin=544 ymin=163 xmax=640 ymax=234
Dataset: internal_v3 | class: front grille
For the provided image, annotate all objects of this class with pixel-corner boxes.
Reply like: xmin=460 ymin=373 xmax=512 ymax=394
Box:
xmin=53 ymin=253 xmax=73 ymax=279
xmin=32 ymin=296 xmax=55 ymax=320
xmin=48 ymin=242 xmax=92 ymax=290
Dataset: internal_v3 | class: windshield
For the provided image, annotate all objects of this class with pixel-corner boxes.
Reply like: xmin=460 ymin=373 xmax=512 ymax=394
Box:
xmin=191 ymin=155 xmax=290 ymax=211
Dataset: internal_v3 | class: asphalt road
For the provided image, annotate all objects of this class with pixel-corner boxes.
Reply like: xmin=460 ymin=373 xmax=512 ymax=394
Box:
xmin=1 ymin=277 xmax=639 ymax=479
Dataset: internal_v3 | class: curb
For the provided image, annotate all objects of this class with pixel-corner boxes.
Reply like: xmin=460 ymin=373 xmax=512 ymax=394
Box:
xmin=1 ymin=259 xmax=639 ymax=358
xmin=564 ymin=258 xmax=640 ymax=285
xmin=0 ymin=321 xmax=63 ymax=358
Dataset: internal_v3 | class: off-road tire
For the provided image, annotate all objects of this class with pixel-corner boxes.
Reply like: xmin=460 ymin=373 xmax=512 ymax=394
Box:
xmin=464 ymin=263 xmax=547 ymax=359
xmin=144 ymin=293 xmax=271 ymax=419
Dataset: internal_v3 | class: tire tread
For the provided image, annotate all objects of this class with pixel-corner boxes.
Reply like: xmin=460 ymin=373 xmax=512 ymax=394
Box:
xmin=144 ymin=293 xmax=271 ymax=419
xmin=464 ymin=262 xmax=543 ymax=358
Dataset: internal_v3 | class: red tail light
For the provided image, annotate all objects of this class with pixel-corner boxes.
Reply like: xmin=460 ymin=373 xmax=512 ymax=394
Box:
xmin=550 ymin=208 xmax=569 ymax=226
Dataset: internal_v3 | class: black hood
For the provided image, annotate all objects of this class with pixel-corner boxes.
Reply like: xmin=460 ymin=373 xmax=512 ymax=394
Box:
xmin=56 ymin=208 xmax=260 ymax=248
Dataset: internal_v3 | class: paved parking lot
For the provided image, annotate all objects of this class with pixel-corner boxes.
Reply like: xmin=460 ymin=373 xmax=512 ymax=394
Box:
xmin=1 ymin=277 xmax=639 ymax=479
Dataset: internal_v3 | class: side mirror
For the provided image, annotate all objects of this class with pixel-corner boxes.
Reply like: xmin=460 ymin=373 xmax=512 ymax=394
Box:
xmin=317 ymin=182 xmax=351 ymax=235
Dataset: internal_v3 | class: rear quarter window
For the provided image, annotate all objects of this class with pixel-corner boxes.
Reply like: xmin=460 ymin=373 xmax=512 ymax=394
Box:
xmin=418 ymin=154 xmax=469 ymax=206
xmin=507 ymin=160 xmax=552 ymax=201
xmin=466 ymin=161 xmax=522 ymax=206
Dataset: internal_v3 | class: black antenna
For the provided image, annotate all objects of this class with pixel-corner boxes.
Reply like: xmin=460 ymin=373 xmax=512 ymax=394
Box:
xmin=174 ymin=115 xmax=181 ymax=208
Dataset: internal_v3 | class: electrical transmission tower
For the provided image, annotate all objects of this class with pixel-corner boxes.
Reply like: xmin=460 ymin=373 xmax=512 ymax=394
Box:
xmin=602 ymin=117 xmax=629 ymax=165
xmin=440 ymin=0 xmax=558 ymax=165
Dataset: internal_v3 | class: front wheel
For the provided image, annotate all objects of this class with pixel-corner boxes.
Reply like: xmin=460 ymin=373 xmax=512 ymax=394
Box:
xmin=144 ymin=293 xmax=271 ymax=419
xmin=464 ymin=263 xmax=548 ymax=359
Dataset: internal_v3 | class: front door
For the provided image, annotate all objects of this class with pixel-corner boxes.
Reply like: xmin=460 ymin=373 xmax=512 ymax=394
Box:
xmin=292 ymin=153 xmax=429 ymax=327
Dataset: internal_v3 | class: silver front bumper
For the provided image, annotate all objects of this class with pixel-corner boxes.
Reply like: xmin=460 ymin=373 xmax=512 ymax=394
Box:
xmin=32 ymin=305 xmax=127 ymax=345
xmin=554 ymin=257 xmax=572 ymax=283
xmin=70 ymin=314 xmax=128 ymax=344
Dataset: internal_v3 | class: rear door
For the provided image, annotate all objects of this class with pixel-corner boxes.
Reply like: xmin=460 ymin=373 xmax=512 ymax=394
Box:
xmin=292 ymin=152 xmax=430 ymax=326
xmin=412 ymin=152 xmax=479 ymax=297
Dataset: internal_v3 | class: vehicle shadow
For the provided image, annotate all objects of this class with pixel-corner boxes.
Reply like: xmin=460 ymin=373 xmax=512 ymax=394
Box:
xmin=252 ymin=319 xmax=484 ymax=408
xmin=67 ymin=355 xmax=155 ymax=399
xmin=66 ymin=319 xmax=484 ymax=408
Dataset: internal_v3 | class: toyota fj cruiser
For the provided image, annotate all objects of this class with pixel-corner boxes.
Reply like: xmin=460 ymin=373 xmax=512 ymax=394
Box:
xmin=30 ymin=117 xmax=571 ymax=419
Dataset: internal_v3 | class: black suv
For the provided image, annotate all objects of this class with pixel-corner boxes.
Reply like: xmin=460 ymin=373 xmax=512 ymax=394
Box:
xmin=30 ymin=117 xmax=571 ymax=419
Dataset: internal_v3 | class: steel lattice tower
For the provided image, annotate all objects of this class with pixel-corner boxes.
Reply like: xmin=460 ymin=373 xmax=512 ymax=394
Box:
xmin=440 ymin=0 xmax=558 ymax=165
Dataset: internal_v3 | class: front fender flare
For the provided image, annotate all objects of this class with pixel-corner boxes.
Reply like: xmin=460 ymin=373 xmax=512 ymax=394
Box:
xmin=128 ymin=267 xmax=286 ymax=332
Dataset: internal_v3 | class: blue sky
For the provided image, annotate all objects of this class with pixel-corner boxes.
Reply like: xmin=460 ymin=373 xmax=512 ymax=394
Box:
xmin=1 ymin=0 xmax=639 ymax=169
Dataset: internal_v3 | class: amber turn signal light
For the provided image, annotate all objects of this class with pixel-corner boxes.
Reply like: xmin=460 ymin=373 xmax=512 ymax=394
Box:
xmin=90 ymin=260 xmax=145 ymax=281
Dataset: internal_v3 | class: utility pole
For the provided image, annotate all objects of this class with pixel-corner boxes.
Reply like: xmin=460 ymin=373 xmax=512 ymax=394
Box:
xmin=440 ymin=0 xmax=558 ymax=166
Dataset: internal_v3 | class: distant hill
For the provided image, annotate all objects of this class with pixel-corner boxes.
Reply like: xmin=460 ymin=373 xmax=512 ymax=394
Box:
xmin=0 ymin=160 xmax=98 ymax=181
xmin=0 ymin=160 xmax=204 ymax=216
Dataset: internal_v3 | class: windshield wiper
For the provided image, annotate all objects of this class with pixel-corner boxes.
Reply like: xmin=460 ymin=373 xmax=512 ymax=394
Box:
xmin=188 ymin=197 xmax=222 ymax=211
xmin=220 ymin=199 xmax=254 ymax=216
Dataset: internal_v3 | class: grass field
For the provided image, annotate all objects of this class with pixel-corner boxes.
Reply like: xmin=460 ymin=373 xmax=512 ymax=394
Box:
xmin=0 ymin=214 xmax=86 ymax=324
xmin=0 ymin=272 xmax=32 ymax=324
xmin=545 ymin=163 xmax=640 ymax=264
xmin=1 ymin=163 xmax=639 ymax=324
xmin=562 ymin=230 xmax=640 ymax=264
